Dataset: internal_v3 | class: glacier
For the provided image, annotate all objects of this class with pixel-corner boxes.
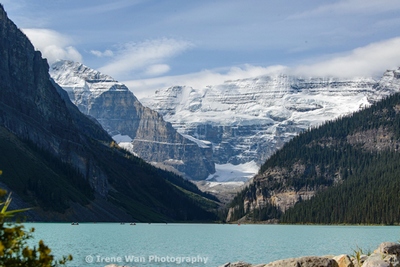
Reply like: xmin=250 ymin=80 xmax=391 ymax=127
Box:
xmin=50 ymin=59 xmax=400 ymax=186
xmin=142 ymin=70 xmax=400 ymax=184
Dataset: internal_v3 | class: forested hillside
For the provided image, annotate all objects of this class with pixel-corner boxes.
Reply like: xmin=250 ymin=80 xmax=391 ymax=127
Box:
xmin=0 ymin=4 xmax=218 ymax=222
xmin=228 ymin=93 xmax=400 ymax=224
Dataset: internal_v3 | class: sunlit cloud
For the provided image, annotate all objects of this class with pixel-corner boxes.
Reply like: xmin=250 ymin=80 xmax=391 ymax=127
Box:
xmin=126 ymin=37 xmax=400 ymax=99
xmin=144 ymin=64 xmax=171 ymax=76
xmin=90 ymin=49 xmax=114 ymax=57
xmin=125 ymin=64 xmax=288 ymax=99
xmin=291 ymin=0 xmax=400 ymax=19
xmin=22 ymin=28 xmax=82 ymax=64
xmin=99 ymin=38 xmax=193 ymax=79
xmin=73 ymin=0 xmax=144 ymax=15
xmin=292 ymin=37 xmax=400 ymax=78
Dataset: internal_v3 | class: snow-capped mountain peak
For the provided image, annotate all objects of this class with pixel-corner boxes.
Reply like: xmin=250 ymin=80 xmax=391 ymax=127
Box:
xmin=50 ymin=60 xmax=215 ymax=180
xmin=51 ymin=60 xmax=134 ymax=113
xmin=142 ymin=70 xmax=400 ymax=182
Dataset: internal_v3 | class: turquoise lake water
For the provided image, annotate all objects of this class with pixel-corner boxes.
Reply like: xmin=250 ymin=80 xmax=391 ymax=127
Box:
xmin=25 ymin=223 xmax=400 ymax=267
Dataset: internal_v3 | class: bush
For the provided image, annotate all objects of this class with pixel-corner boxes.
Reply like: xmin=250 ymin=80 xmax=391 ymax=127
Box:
xmin=0 ymin=170 xmax=72 ymax=266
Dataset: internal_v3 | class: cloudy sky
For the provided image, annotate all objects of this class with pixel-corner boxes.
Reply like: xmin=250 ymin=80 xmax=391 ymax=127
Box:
xmin=3 ymin=0 xmax=400 ymax=98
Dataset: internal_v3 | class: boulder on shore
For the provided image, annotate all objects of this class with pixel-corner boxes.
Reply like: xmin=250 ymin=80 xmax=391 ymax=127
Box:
xmin=220 ymin=242 xmax=400 ymax=267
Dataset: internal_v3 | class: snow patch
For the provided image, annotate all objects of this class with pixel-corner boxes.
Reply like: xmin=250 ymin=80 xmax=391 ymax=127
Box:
xmin=206 ymin=181 xmax=245 ymax=188
xmin=207 ymin=161 xmax=259 ymax=182
xmin=164 ymin=159 xmax=184 ymax=165
xmin=181 ymin=134 xmax=211 ymax=148
xmin=117 ymin=142 xmax=138 ymax=157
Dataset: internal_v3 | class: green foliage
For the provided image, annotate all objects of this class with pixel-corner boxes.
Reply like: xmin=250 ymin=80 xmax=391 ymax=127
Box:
xmin=0 ymin=125 xmax=218 ymax=222
xmin=281 ymin=151 xmax=400 ymax=224
xmin=351 ymin=245 xmax=372 ymax=266
xmin=280 ymin=94 xmax=400 ymax=224
xmin=251 ymin=204 xmax=282 ymax=222
xmin=228 ymin=183 xmax=282 ymax=222
xmin=351 ymin=246 xmax=363 ymax=266
xmin=231 ymin=93 xmax=400 ymax=224
xmin=87 ymin=139 xmax=218 ymax=222
xmin=227 ymin=186 xmax=249 ymax=221
xmin=0 ymin=175 xmax=72 ymax=266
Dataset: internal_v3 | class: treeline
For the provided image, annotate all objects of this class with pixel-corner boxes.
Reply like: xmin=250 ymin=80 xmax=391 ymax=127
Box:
xmin=282 ymin=151 xmax=400 ymax=224
xmin=229 ymin=92 xmax=400 ymax=224
xmin=260 ymin=93 xmax=400 ymax=175
xmin=0 ymin=127 xmax=95 ymax=213
xmin=228 ymin=182 xmax=282 ymax=222
xmin=87 ymin=137 xmax=219 ymax=222
xmin=0 ymin=125 xmax=219 ymax=221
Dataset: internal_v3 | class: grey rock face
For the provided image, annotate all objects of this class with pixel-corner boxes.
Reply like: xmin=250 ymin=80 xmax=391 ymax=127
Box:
xmin=383 ymin=255 xmax=400 ymax=267
xmin=377 ymin=242 xmax=400 ymax=255
xmin=263 ymin=256 xmax=338 ymax=267
xmin=219 ymin=262 xmax=253 ymax=267
xmin=50 ymin=61 xmax=215 ymax=180
xmin=0 ymin=4 xmax=218 ymax=222
xmin=333 ymin=254 xmax=354 ymax=267
xmin=143 ymin=74 xmax=400 ymax=169
xmin=224 ymin=242 xmax=400 ymax=267
xmin=362 ymin=260 xmax=390 ymax=267
xmin=0 ymin=6 xmax=113 ymax=195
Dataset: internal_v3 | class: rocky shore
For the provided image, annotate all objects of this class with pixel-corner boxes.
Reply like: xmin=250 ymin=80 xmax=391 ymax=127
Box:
xmin=220 ymin=242 xmax=400 ymax=267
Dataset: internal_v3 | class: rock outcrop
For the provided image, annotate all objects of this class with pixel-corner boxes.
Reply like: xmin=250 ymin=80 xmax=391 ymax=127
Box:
xmin=50 ymin=61 xmax=215 ymax=180
xmin=142 ymin=73 xmax=400 ymax=181
xmin=227 ymin=87 xmax=400 ymax=222
xmin=220 ymin=242 xmax=400 ymax=267
xmin=0 ymin=5 xmax=111 ymax=196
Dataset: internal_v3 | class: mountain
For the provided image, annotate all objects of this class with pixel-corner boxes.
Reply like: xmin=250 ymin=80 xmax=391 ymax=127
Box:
xmin=141 ymin=73 xmax=400 ymax=183
xmin=0 ymin=4 xmax=217 ymax=222
xmin=227 ymin=91 xmax=400 ymax=224
xmin=50 ymin=60 xmax=215 ymax=180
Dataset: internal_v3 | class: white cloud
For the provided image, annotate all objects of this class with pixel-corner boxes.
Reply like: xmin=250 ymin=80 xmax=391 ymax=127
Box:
xmin=125 ymin=64 xmax=287 ymax=99
xmin=293 ymin=37 xmax=400 ymax=78
xmin=291 ymin=0 xmax=400 ymax=18
xmin=90 ymin=49 xmax=114 ymax=57
xmin=144 ymin=64 xmax=171 ymax=76
xmin=99 ymin=38 xmax=193 ymax=79
xmin=75 ymin=0 xmax=144 ymax=15
xmin=126 ymin=37 xmax=400 ymax=99
xmin=22 ymin=28 xmax=82 ymax=64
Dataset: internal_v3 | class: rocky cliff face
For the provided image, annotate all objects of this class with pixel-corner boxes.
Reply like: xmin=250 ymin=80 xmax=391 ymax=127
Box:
xmin=0 ymin=4 xmax=217 ymax=222
xmin=50 ymin=60 xmax=215 ymax=180
xmin=0 ymin=6 xmax=112 ymax=195
xmin=142 ymin=73 xmax=400 ymax=181
xmin=226 ymin=88 xmax=400 ymax=223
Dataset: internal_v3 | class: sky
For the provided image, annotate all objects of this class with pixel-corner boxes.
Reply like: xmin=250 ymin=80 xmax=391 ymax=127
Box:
xmin=2 ymin=0 xmax=400 ymax=98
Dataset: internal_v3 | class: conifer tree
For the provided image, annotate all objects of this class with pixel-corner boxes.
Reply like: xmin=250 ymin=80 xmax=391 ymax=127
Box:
xmin=0 ymin=170 xmax=72 ymax=266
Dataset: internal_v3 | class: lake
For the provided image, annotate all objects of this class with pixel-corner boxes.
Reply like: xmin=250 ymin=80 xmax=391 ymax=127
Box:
xmin=25 ymin=223 xmax=400 ymax=267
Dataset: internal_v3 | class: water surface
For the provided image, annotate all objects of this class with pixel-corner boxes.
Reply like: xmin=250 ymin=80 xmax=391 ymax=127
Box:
xmin=26 ymin=223 xmax=400 ymax=267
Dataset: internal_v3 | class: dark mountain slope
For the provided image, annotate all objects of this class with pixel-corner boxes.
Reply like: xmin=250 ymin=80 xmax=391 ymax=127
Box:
xmin=228 ymin=92 xmax=400 ymax=224
xmin=0 ymin=4 xmax=217 ymax=222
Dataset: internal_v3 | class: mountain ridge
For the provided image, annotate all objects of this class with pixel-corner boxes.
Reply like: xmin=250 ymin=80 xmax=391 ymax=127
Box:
xmin=50 ymin=60 xmax=215 ymax=180
xmin=142 ymin=71 xmax=400 ymax=183
xmin=0 ymin=4 xmax=217 ymax=222
xmin=227 ymin=91 xmax=400 ymax=223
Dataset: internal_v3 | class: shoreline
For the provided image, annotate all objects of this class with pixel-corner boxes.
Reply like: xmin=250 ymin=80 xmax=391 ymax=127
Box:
xmin=219 ymin=242 xmax=400 ymax=267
